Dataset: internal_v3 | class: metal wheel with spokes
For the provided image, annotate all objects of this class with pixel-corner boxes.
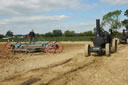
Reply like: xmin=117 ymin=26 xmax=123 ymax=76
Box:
xmin=55 ymin=42 xmax=63 ymax=53
xmin=4 ymin=42 xmax=13 ymax=53
xmin=45 ymin=42 xmax=56 ymax=54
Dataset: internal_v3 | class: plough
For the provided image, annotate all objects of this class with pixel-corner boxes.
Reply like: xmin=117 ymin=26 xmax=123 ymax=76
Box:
xmin=4 ymin=41 xmax=63 ymax=54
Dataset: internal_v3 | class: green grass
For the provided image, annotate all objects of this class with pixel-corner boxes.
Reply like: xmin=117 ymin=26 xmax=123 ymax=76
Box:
xmin=37 ymin=36 xmax=95 ymax=41
xmin=0 ymin=35 xmax=122 ymax=42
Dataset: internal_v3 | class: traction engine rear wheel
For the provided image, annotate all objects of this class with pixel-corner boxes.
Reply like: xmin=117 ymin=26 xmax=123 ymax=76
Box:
xmin=84 ymin=44 xmax=90 ymax=57
xmin=105 ymin=43 xmax=110 ymax=56
xmin=127 ymin=39 xmax=128 ymax=44
xmin=111 ymin=39 xmax=117 ymax=53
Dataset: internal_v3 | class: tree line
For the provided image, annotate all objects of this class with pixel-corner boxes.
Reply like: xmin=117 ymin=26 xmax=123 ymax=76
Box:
xmin=0 ymin=29 xmax=95 ymax=39
xmin=44 ymin=30 xmax=94 ymax=37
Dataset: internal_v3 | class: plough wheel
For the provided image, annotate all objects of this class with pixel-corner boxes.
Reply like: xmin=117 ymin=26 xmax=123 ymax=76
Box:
xmin=15 ymin=42 xmax=22 ymax=48
xmin=45 ymin=42 xmax=56 ymax=54
xmin=55 ymin=42 xmax=63 ymax=53
xmin=4 ymin=42 xmax=13 ymax=53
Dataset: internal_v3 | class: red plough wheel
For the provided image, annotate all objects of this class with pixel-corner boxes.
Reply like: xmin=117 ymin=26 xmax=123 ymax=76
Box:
xmin=45 ymin=42 xmax=56 ymax=54
xmin=55 ymin=42 xmax=63 ymax=53
xmin=4 ymin=42 xmax=13 ymax=53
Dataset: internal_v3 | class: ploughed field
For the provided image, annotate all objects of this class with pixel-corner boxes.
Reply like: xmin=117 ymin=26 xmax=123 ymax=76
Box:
xmin=0 ymin=42 xmax=128 ymax=85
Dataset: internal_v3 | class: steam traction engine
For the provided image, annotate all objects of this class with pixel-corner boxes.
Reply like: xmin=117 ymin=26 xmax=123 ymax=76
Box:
xmin=84 ymin=19 xmax=117 ymax=57
xmin=120 ymin=29 xmax=128 ymax=44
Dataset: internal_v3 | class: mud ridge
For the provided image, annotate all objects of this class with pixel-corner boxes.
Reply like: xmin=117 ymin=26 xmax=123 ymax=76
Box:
xmin=31 ymin=57 xmax=96 ymax=85
xmin=31 ymin=58 xmax=72 ymax=72
xmin=45 ymin=59 xmax=98 ymax=85
xmin=20 ymin=78 xmax=41 ymax=85
xmin=3 ymin=58 xmax=72 ymax=81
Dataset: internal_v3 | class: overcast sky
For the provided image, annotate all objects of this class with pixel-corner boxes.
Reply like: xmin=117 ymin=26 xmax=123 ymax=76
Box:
xmin=0 ymin=0 xmax=127 ymax=35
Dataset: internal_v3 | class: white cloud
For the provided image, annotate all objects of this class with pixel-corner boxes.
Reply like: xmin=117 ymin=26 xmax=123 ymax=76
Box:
xmin=0 ymin=0 xmax=85 ymax=16
xmin=0 ymin=15 xmax=70 ymax=25
xmin=0 ymin=15 xmax=71 ymax=34
xmin=0 ymin=21 xmax=95 ymax=34
xmin=54 ymin=22 xmax=95 ymax=33
xmin=0 ymin=0 xmax=98 ymax=34
xmin=101 ymin=0 xmax=128 ymax=5
xmin=0 ymin=0 xmax=98 ymax=16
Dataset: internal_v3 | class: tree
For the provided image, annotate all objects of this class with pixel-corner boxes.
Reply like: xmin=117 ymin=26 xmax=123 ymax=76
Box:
xmin=53 ymin=29 xmax=62 ymax=37
xmin=79 ymin=32 xmax=84 ymax=36
xmin=85 ymin=31 xmax=94 ymax=36
xmin=36 ymin=33 xmax=40 ymax=38
xmin=124 ymin=9 xmax=128 ymax=17
xmin=101 ymin=10 xmax=122 ymax=31
xmin=79 ymin=31 xmax=94 ymax=36
xmin=45 ymin=32 xmax=53 ymax=37
xmin=6 ymin=30 xmax=13 ymax=37
xmin=64 ymin=30 xmax=76 ymax=37
xmin=0 ymin=34 xmax=4 ymax=38
xmin=93 ymin=27 xmax=96 ymax=34
xmin=122 ymin=9 xmax=128 ymax=29
xmin=122 ymin=20 xmax=128 ymax=30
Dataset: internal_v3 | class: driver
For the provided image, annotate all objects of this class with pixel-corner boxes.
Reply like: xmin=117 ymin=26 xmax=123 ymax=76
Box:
xmin=100 ymin=28 xmax=110 ymax=43
xmin=28 ymin=29 xmax=36 ymax=44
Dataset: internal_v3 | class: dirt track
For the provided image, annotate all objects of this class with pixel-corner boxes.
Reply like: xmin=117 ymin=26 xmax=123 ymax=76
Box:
xmin=0 ymin=42 xmax=128 ymax=85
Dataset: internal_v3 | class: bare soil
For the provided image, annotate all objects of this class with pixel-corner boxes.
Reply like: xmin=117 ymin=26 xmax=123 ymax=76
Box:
xmin=0 ymin=42 xmax=128 ymax=85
